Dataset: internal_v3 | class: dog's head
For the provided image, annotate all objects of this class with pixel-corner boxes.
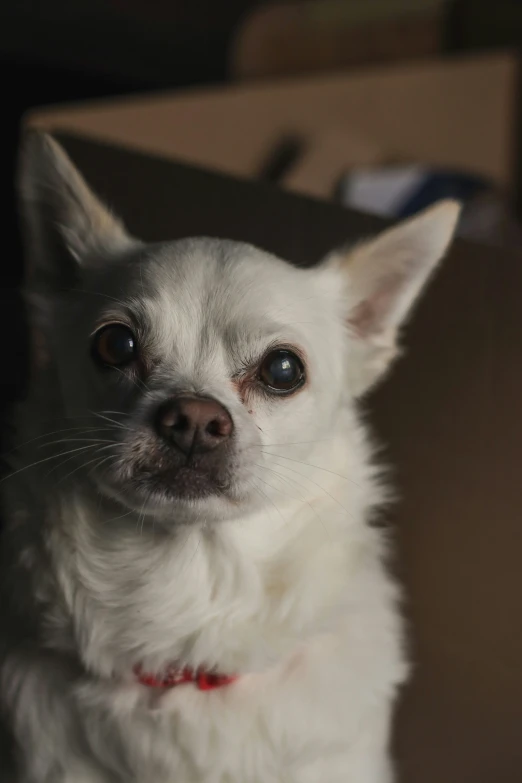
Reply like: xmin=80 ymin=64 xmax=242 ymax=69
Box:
xmin=18 ymin=135 xmax=459 ymax=526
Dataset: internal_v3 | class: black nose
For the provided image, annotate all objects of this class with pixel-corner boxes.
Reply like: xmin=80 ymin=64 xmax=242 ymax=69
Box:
xmin=156 ymin=396 xmax=234 ymax=454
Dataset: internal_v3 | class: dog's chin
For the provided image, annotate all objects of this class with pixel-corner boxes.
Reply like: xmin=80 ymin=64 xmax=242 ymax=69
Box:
xmin=95 ymin=467 xmax=252 ymax=526
xmin=134 ymin=465 xmax=228 ymax=502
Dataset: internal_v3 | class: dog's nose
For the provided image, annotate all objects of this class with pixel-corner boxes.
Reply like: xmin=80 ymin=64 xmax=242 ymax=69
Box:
xmin=156 ymin=396 xmax=233 ymax=454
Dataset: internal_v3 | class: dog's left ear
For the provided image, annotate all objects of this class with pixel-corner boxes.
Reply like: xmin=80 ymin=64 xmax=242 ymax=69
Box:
xmin=325 ymin=200 xmax=461 ymax=395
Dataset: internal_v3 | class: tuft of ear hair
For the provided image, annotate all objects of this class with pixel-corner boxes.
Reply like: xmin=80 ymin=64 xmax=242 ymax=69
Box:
xmin=326 ymin=200 xmax=461 ymax=395
xmin=18 ymin=132 xmax=130 ymax=290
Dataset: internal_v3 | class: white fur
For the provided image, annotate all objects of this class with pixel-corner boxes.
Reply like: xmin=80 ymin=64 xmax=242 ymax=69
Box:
xmin=4 ymin=447 xmax=404 ymax=783
xmin=0 ymin=135 xmax=461 ymax=782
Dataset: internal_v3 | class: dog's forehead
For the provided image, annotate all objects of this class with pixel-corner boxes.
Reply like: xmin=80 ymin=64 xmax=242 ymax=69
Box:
xmin=140 ymin=238 xmax=318 ymax=330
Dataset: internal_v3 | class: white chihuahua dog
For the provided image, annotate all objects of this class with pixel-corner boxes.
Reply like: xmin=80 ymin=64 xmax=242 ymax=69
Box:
xmin=0 ymin=134 xmax=460 ymax=782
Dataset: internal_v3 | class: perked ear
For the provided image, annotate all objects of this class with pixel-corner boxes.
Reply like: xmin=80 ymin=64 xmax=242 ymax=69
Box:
xmin=327 ymin=200 xmax=461 ymax=396
xmin=18 ymin=132 xmax=130 ymax=290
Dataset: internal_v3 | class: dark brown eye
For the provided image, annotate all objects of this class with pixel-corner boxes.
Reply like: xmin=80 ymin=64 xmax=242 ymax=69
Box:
xmin=259 ymin=349 xmax=305 ymax=394
xmin=92 ymin=324 xmax=137 ymax=368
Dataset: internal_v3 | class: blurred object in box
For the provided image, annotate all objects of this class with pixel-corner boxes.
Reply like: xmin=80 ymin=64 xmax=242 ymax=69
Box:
xmin=339 ymin=164 xmax=488 ymax=217
xmin=338 ymin=164 xmax=522 ymax=249
xmin=281 ymin=129 xmax=385 ymax=198
xmin=257 ymin=136 xmax=307 ymax=183
xmin=231 ymin=0 xmax=448 ymax=80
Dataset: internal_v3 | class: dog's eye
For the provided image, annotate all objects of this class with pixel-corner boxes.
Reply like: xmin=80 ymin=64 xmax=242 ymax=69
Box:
xmin=259 ymin=349 xmax=305 ymax=394
xmin=92 ymin=324 xmax=137 ymax=368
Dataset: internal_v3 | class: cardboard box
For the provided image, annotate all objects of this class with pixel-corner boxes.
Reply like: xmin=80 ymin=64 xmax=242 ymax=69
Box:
xmin=29 ymin=52 xmax=517 ymax=195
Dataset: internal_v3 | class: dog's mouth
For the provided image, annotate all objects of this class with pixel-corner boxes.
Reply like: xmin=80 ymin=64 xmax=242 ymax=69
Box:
xmin=130 ymin=462 xmax=231 ymax=502
xmin=95 ymin=431 xmax=239 ymax=506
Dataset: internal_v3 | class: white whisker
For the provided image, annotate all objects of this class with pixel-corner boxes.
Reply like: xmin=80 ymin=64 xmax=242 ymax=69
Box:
xmin=40 ymin=437 xmax=118 ymax=448
xmin=255 ymin=466 xmax=334 ymax=539
xmin=262 ymin=451 xmax=360 ymax=487
xmin=268 ymin=458 xmax=354 ymax=521
xmin=251 ymin=476 xmax=289 ymax=527
xmin=92 ymin=412 xmax=132 ymax=432
xmin=0 ymin=444 xmax=106 ymax=484
xmin=4 ymin=426 xmax=109 ymax=455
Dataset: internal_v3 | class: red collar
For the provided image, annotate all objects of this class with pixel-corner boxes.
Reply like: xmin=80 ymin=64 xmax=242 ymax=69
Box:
xmin=134 ymin=664 xmax=237 ymax=691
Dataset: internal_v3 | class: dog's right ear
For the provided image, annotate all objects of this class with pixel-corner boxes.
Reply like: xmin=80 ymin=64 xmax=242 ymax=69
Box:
xmin=18 ymin=132 xmax=130 ymax=291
